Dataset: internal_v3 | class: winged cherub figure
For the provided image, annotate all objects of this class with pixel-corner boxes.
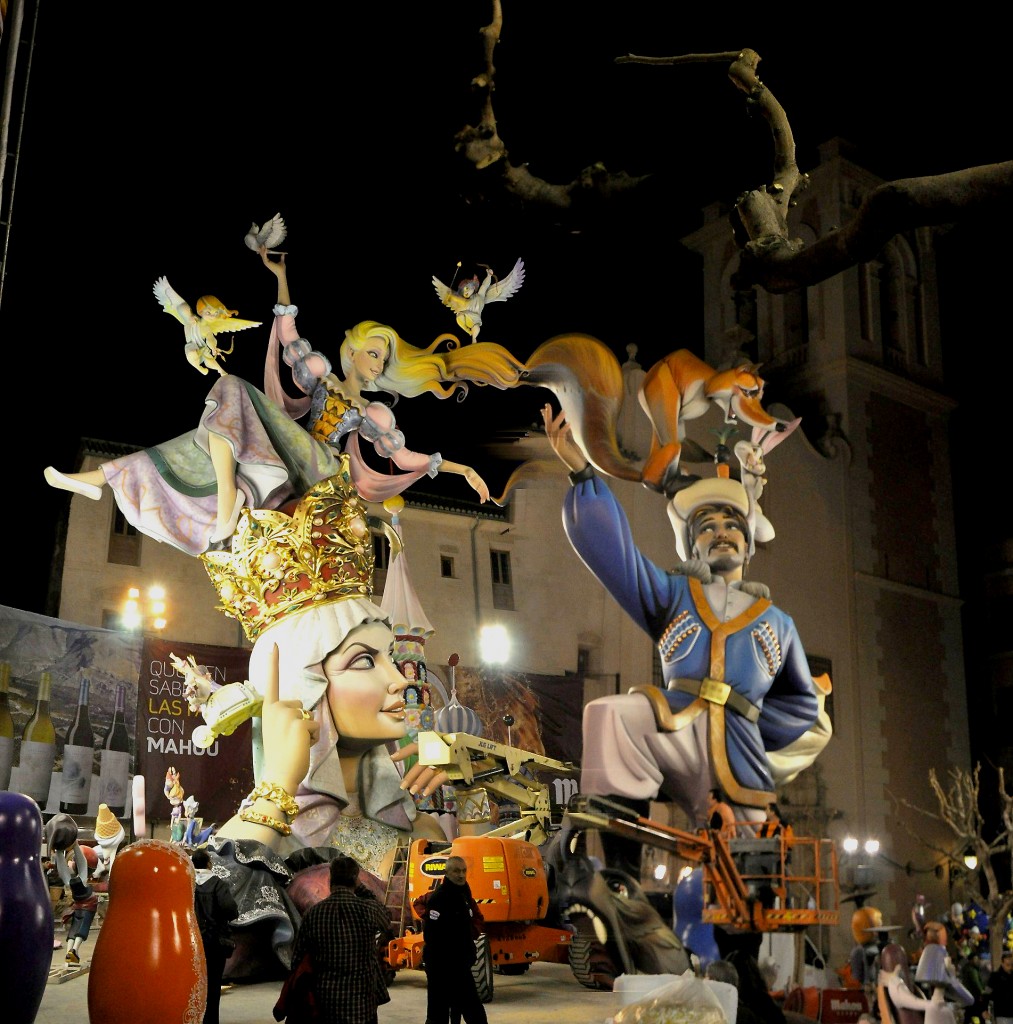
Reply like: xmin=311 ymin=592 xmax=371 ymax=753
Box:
xmin=153 ymin=276 xmax=262 ymax=376
xmin=432 ymin=257 xmax=524 ymax=342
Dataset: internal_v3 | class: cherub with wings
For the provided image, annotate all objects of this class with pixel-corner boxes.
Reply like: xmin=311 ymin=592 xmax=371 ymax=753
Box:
xmin=432 ymin=257 xmax=524 ymax=343
xmin=153 ymin=276 xmax=262 ymax=376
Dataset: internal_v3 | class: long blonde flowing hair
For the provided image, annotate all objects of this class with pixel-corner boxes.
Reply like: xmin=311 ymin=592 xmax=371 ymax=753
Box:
xmin=340 ymin=321 xmax=528 ymax=401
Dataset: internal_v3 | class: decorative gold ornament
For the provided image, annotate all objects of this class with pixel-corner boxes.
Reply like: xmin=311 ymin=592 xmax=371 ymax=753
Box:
xmin=247 ymin=780 xmax=300 ymax=819
xmin=238 ymin=809 xmax=292 ymax=836
xmin=201 ymin=457 xmax=399 ymax=641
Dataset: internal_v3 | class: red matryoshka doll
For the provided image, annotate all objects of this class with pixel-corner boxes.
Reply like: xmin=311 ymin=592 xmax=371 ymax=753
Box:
xmin=88 ymin=838 xmax=206 ymax=1024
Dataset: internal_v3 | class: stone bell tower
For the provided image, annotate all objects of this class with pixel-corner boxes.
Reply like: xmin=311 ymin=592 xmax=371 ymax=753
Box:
xmin=682 ymin=137 xmax=971 ymax=956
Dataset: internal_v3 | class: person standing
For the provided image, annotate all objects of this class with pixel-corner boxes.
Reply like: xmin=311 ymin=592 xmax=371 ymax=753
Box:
xmin=421 ymin=855 xmax=488 ymax=1024
xmin=289 ymin=855 xmax=392 ymax=1024
xmin=757 ymin=802 xmax=787 ymax=839
xmin=959 ymin=951 xmax=987 ymax=1023
xmin=191 ymin=848 xmax=239 ymax=1024
xmin=986 ymin=950 xmax=1013 ymax=1024
xmin=707 ymin=789 xmax=737 ymax=839
xmin=705 ymin=958 xmax=762 ymax=1024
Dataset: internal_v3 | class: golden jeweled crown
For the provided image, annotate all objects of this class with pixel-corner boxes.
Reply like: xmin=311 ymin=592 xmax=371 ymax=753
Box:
xmin=202 ymin=458 xmax=386 ymax=641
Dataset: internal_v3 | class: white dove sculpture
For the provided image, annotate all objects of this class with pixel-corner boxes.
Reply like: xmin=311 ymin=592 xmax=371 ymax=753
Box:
xmin=244 ymin=212 xmax=288 ymax=253
xmin=432 ymin=257 xmax=525 ymax=343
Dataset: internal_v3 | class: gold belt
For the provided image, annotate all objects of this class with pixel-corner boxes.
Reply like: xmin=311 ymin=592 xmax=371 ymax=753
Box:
xmin=668 ymin=677 xmax=760 ymax=723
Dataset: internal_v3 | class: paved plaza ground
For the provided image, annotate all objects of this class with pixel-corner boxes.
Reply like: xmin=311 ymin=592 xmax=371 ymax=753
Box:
xmin=37 ymin=924 xmax=625 ymax=1024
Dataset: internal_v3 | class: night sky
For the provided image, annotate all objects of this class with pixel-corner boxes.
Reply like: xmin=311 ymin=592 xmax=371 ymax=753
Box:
xmin=1 ymin=5 xmax=1007 ymax=617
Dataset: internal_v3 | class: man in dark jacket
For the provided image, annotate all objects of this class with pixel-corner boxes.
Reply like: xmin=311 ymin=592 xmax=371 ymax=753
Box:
xmin=986 ymin=950 xmax=1013 ymax=1024
xmin=421 ymin=855 xmax=488 ymax=1024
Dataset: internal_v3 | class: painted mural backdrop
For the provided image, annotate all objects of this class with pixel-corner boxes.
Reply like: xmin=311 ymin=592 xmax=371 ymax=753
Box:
xmin=0 ymin=604 xmax=142 ymax=818
xmin=453 ymin=666 xmax=584 ymax=811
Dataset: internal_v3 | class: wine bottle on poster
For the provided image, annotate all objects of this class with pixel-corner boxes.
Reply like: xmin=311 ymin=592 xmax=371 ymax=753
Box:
xmin=0 ymin=662 xmax=14 ymax=791
xmin=18 ymin=670 xmax=57 ymax=805
xmin=98 ymin=683 xmax=130 ymax=816
xmin=60 ymin=674 xmax=95 ymax=814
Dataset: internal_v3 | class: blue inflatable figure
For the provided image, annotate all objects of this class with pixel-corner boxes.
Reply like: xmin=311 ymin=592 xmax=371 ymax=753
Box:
xmin=673 ymin=865 xmax=721 ymax=970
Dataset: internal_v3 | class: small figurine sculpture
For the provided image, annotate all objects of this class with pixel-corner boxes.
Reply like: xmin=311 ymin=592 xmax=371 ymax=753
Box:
xmin=733 ymin=419 xmax=801 ymax=544
xmin=431 ymin=257 xmax=525 ymax=343
xmin=61 ymin=860 xmax=98 ymax=966
xmin=179 ymin=794 xmax=214 ymax=846
xmin=164 ymin=766 xmax=186 ymax=841
xmin=153 ymin=275 xmax=261 ymax=376
xmin=92 ymin=803 xmax=125 ymax=881
xmin=170 ymin=650 xmax=262 ymax=749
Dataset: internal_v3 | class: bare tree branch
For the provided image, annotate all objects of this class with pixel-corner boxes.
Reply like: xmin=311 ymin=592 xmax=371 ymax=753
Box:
xmin=619 ymin=47 xmax=1013 ymax=292
xmin=454 ymin=0 xmax=651 ymax=211
xmin=734 ymin=162 xmax=1013 ymax=292
xmin=472 ymin=27 xmax=1012 ymax=290
xmin=895 ymin=764 xmax=1013 ymax=963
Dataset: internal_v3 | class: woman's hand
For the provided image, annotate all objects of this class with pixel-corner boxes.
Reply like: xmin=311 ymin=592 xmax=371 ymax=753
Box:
xmin=260 ymin=245 xmax=291 ymax=306
xmin=439 ymin=460 xmax=491 ymax=503
xmin=392 ymin=743 xmax=450 ymax=798
xmin=259 ymin=245 xmax=286 ymax=276
xmin=259 ymin=643 xmax=318 ymax=795
xmin=463 ymin=466 xmax=490 ymax=503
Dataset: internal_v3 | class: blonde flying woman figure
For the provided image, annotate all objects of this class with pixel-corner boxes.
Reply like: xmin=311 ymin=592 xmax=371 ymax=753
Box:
xmin=43 ymin=249 xmax=528 ymax=554
xmin=194 ymin=469 xmax=453 ymax=978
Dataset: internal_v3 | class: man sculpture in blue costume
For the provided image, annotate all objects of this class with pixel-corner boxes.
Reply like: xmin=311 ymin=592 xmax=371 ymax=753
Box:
xmin=542 ymin=404 xmax=831 ymax=876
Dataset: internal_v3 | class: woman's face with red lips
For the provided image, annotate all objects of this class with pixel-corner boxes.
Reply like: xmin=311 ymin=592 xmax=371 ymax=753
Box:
xmin=323 ymin=621 xmax=408 ymax=744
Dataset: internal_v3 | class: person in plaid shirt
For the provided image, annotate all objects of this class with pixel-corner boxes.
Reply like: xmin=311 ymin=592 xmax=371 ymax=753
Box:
xmin=289 ymin=855 xmax=392 ymax=1024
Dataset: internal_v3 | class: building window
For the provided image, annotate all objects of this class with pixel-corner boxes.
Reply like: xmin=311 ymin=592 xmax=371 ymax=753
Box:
xmin=441 ymin=555 xmax=455 ymax=578
xmin=372 ymin=530 xmax=390 ymax=593
xmin=107 ymin=507 xmax=140 ymax=566
xmin=490 ymin=549 xmax=514 ymax=611
xmin=577 ymin=646 xmax=591 ymax=676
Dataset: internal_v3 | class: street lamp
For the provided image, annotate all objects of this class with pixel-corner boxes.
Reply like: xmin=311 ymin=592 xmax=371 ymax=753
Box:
xmin=479 ymin=624 xmax=510 ymax=664
xmin=123 ymin=585 xmax=169 ymax=633
xmin=963 ymin=851 xmax=978 ymax=871
xmin=841 ymin=834 xmax=880 ymax=888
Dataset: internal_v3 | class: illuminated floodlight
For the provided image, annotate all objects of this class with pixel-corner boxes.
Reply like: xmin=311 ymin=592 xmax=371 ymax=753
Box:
xmin=479 ymin=625 xmax=510 ymax=664
xmin=864 ymin=839 xmax=880 ymax=856
xmin=842 ymin=836 xmax=859 ymax=854
xmin=654 ymin=863 xmax=667 ymax=881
